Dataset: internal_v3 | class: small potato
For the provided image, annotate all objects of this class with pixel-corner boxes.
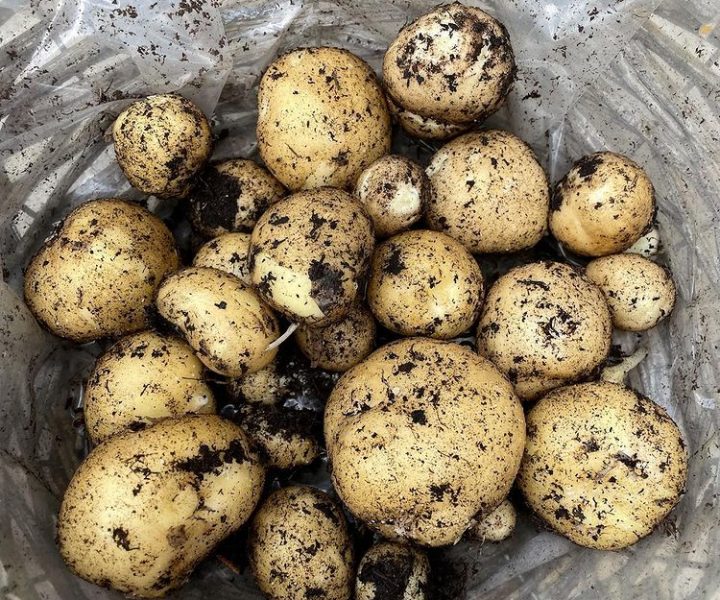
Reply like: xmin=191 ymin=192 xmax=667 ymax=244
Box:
xmin=156 ymin=267 xmax=279 ymax=377
xmin=295 ymin=304 xmax=376 ymax=372
xmin=188 ymin=159 xmax=286 ymax=236
xmin=477 ymin=261 xmax=612 ymax=400
xmin=249 ymin=486 xmax=355 ymax=600
xmin=228 ymin=359 xmax=290 ymax=405
xmin=465 ymin=499 xmax=516 ymax=542
xmin=367 ymin=230 xmax=483 ymax=339
xmin=518 ymin=382 xmax=687 ymax=550
xmin=387 ymin=95 xmax=469 ymax=141
xmin=193 ymin=232 xmax=252 ymax=284
xmin=84 ymin=331 xmax=215 ymax=444
xmin=586 ymin=254 xmax=676 ymax=331
xmin=24 ymin=199 xmax=179 ymax=342
xmin=549 ymin=152 xmax=655 ymax=256
xmin=625 ymin=226 xmax=661 ymax=258
xmin=113 ymin=94 xmax=212 ymax=198
xmin=356 ymin=542 xmax=429 ymax=600
xmin=249 ymin=188 xmax=374 ymax=325
xmin=426 ymin=130 xmax=550 ymax=254
xmin=58 ymin=415 xmax=265 ymax=597
xmin=257 ymin=47 xmax=391 ymax=191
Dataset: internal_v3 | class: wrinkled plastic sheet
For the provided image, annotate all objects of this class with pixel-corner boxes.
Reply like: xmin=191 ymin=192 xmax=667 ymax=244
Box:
xmin=1 ymin=1 xmax=719 ymax=598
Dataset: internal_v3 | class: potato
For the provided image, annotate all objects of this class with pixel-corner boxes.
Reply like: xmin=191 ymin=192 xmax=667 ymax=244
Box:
xmin=156 ymin=267 xmax=279 ymax=377
xmin=257 ymin=47 xmax=391 ymax=191
xmin=549 ymin=152 xmax=655 ymax=256
xmin=24 ymin=199 xmax=179 ymax=342
xmin=188 ymin=159 xmax=286 ymax=236
xmin=464 ymin=499 xmax=516 ymax=542
xmin=367 ymin=230 xmax=483 ymax=339
xmin=356 ymin=542 xmax=429 ymax=600
xmin=477 ymin=261 xmax=612 ymax=400
xmin=426 ymin=130 xmax=549 ymax=254
xmin=192 ymin=232 xmax=252 ymax=284
xmin=625 ymin=226 xmax=661 ymax=258
xmin=387 ymin=95 xmax=469 ymax=141
xmin=518 ymin=382 xmax=687 ymax=550
xmin=58 ymin=415 xmax=265 ymax=597
xmin=249 ymin=485 xmax=355 ymax=600
xmin=295 ymin=304 xmax=376 ymax=372
xmin=249 ymin=188 xmax=374 ymax=325
xmin=586 ymin=253 xmax=676 ymax=331
xmin=112 ymin=93 xmax=212 ymax=198
xmin=84 ymin=331 xmax=215 ymax=444
xmin=325 ymin=338 xmax=525 ymax=547
xmin=228 ymin=359 xmax=290 ymax=405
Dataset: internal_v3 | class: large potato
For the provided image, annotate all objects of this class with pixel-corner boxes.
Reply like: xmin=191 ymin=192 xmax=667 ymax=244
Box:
xmin=58 ymin=415 xmax=265 ymax=597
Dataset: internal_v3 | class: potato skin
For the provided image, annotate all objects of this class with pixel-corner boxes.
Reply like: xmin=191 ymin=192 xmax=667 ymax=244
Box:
xmin=426 ymin=130 xmax=549 ymax=254
xmin=58 ymin=415 xmax=265 ymax=598
xmin=465 ymin=499 xmax=516 ymax=542
xmin=367 ymin=230 xmax=483 ymax=339
xmin=249 ymin=188 xmax=375 ymax=325
xmin=228 ymin=359 xmax=290 ymax=405
xmin=156 ymin=267 xmax=279 ymax=377
xmin=356 ymin=542 xmax=429 ymax=600
xmin=325 ymin=338 xmax=525 ymax=547
xmin=257 ymin=47 xmax=391 ymax=191
xmin=24 ymin=199 xmax=179 ymax=342
xmin=112 ymin=93 xmax=212 ymax=198
xmin=518 ymin=382 xmax=687 ymax=550
xmin=193 ymin=232 xmax=252 ymax=284
xmin=387 ymin=95 xmax=469 ymax=141
xmin=249 ymin=486 xmax=355 ymax=600
xmin=84 ymin=331 xmax=215 ymax=444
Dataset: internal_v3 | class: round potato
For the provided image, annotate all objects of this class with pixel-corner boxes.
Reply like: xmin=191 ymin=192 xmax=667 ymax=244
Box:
xmin=625 ymin=226 xmax=661 ymax=258
xmin=549 ymin=152 xmax=655 ymax=256
xmin=387 ymin=94 xmax=469 ymax=141
xmin=249 ymin=485 xmax=355 ymax=600
xmin=188 ymin=159 xmax=286 ymax=236
xmin=586 ymin=253 xmax=676 ymax=332
xmin=112 ymin=93 xmax=212 ymax=198
xmin=24 ymin=199 xmax=179 ymax=342
xmin=465 ymin=499 xmax=516 ymax=543
xmin=367 ymin=230 xmax=483 ymax=339
xmin=518 ymin=382 xmax=687 ymax=550
xmin=156 ymin=267 xmax=279 ymax=377
xmin=228 ymin=359 xmax=290 ymax=405
xmin=325 ymin=338 xmax=525 ymax=547
xmin=356 ymin=542 xmax=429 ymax=600
xmin=58 ymin=415 xmax=265 ymax=598
xmin=193 ymin=232 xmax=251 ymax=284
xmin=477 ymin=261 xmax=612 ymax=400
xmin=249 ymin=188 xmax=374 ymax=325
xmin=257 ymin=47 xmax=391 ymax=191
xmin=426 ymin=130 xmax=549 ymax=254
xmin=84 ymin=331 xmax=215 ymax=444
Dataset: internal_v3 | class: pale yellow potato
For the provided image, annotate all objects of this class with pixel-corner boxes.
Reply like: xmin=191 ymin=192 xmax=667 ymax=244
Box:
xmin=465 ymin=499 xmax=516 ymax=542
xmin=193 ymin=232 xmax=252 ymax=284
xmin=387 ymin=95 xmax=469 ymax=141
xmin=356 ymin=542 xmax=429 ymax=600
xmin=228 ymin=360 xmax=290 ymax=405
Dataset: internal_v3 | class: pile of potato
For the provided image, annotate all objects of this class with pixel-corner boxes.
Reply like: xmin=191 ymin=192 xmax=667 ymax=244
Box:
xmin=23 ymin=3 xmax=687 ymax=598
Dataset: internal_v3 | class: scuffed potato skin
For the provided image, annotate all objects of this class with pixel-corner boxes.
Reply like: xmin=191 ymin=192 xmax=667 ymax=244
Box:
xmin=356 ymin=542 xmax=430 ymax=600
xmin=156 ymin=267 xmax=279 ymax=377
xmin=387 ymin=95 xmax=469 ymax=141
xmin=257 ymin=47 xmax=391 ymax=191
xmin=367 ymin=230 xmax=483 ymax=339
xmin=58 ymin=416 xmax=265 ymax=598
xmin=24 ymin=199 xmax=179 ymax=343
xmin=325 ymin=338 xmax=525 ymax=547
xmin=249 ymin=486 xmax=355 ymax=600
xmin=249 ymin=188 xmax=375 ymax=325
xmin=193 ymin=232 xmax=252 ymax=284
xmin=518 ymin=382 xmax=687 ymax=550
xmin=84 ymin=331 xmax=215 ymax=444
xmin=112 ymin=93 xmax=212 ymax=198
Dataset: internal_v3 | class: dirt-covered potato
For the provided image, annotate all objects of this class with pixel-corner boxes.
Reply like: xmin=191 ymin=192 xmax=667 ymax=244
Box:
xmin=367 ymin=230 xmax=483 ymax=339
xmin=58 ymin=415 xmax=265 ymax=597
xmin=356 ymin=542 xmax=429 ymax=600
xmin=465 ymin=499 xmax=516 ymax=542
xmin=24 ymin=199 xmax=179 ymax=342
xmin=383 ymin=3 xmax=515 ymax=125
xmin=112 ymin=93 xmax=212 ymax=198
xmin=325 ymin=338 xmax=525 ymax=546
xmin=249 ymin=485 xmax=355 ymax=600
xmin=387 ymin=95 xmax=469 ymax=141
xmin=354 ymin=155 xmax=431 ymax=238
xmin=193 ymin=233 xmax=251 ymax=284
xmin=426 ymin=130 xmax=549 ymax=254
xmin=156 ymin=267 xmax=279 ymax=377
xmin=518 ymin=382 xmax=687 ymax=550
xmin=625 ymin=226 xmax=661 ymax=258
xmin=477 ymin=261 xmax=612 ymax=400
xmin=188 ymin=159 xmax=286 ymax=236
xmin=295 ymin=305 xmax=376 ymax=372
xmin=585 ymin=254 xmax=676 ymax=332
xmin=84 ymin=331 xmax=215 ymax=444
xmin=249 ymin=188 xmax=374 ymax=325
xmin=257 ymin=47 xmax=391 ymax=191
xmin=228 ymin=359 xmax=290 ymax=405
xmin=549 ymin=152 xmax=656 ymax=256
